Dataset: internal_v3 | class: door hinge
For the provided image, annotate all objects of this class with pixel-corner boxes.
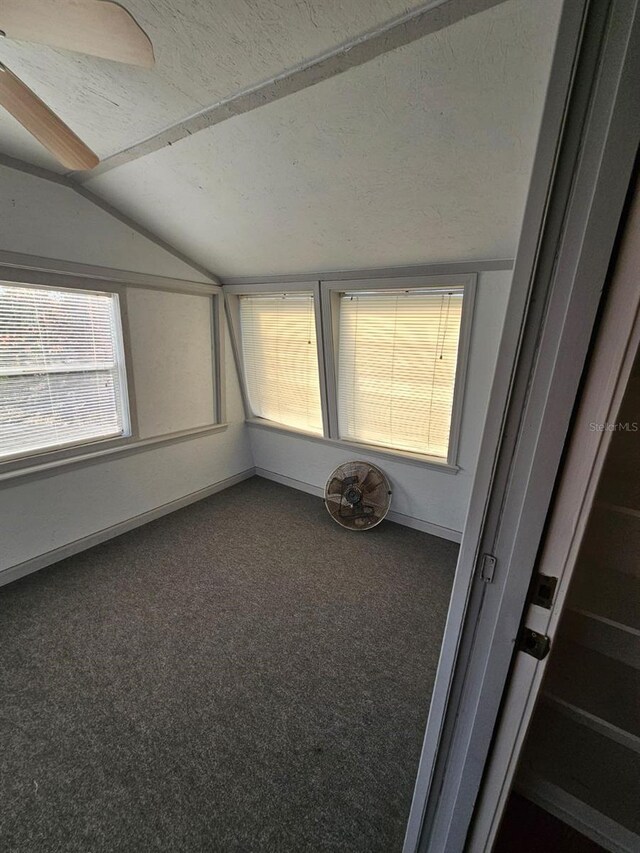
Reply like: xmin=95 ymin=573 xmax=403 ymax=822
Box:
xmin=529 ymin=572 xmax=558 ymax=609
xmin=480 ymin=553 xmax=497 ymax=583
xmin=517 ymin=627 xmax=551 ymax=660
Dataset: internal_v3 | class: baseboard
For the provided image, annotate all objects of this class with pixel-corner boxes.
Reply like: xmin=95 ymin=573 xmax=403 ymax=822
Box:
xmin=256 ymin=467 xmax=324 ymax=498
xmin=254 ymin=467 xmax=462 ymax=543
xmin=386 ymin=509 xmax=462 ymax=543
xmin=3 ymin=465 xmax=460 ymax=589
xmin=0 ymin=468 xmax=256 ymax=588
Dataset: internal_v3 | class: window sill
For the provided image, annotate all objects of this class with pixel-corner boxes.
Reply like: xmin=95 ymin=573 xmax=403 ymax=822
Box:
xmin=246 ymin=418 xmax=460 ymax=473
xmin=0 ymin=423 xmax=229 ymax=485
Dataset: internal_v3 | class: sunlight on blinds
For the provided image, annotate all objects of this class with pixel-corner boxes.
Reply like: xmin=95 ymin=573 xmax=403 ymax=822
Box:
xmin=0 ymin=284 xmax=129 ymax=460
xmin=239 ymin=293 xmax=323 ymax=433
xmin=337 ymin=288 xmax=464 ymax=458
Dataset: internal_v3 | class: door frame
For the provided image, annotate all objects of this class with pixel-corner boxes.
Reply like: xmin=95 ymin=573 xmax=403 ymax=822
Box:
xmin=467 ymin=145 xmax=640 ymax=853
xmin=403 ymin=1 xmax=640 ymax=850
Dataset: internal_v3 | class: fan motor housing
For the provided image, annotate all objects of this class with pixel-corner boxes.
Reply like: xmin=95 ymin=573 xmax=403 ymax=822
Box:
xmin=343 ymin=479 xmax=363 ymax=506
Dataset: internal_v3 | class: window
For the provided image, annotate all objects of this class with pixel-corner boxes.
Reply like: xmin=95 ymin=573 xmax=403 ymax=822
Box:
xmin=336 ymin=287 xmax=464 ymax=458
xmin=227 ymin=274 xmax=473 ymax=466
xmin=239 ymin=292 xmax=323 ymax=433
xmin=0 ymin=283 xmax=130 ymax=461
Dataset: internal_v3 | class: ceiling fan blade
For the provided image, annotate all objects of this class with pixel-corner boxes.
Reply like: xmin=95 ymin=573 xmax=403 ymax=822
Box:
xmin=0 ymin=0 xmax=155 ymax=68
xmin=0 ymin=63 xmax=99 ymax=170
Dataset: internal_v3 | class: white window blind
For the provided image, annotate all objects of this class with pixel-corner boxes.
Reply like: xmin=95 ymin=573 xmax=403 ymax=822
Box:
xmin=337 ymin=287 xmax=464 ymax=458
xmin=0 ymin=284 xmax=129 ymax=461
xmin=239 ymin=293 xmax=323 ymax=433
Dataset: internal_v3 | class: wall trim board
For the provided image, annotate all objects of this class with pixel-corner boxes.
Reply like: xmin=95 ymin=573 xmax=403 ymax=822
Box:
xmin=221 ymin=259 xmax=514 ymax=286
xmin=2 ymin=461 xmax=461 ymax=591
xmin=0 ymin=249 xmax=221 ymax=293
xmin=254 ymin=467 xmax=463 ymax=543
xmin=0 ymin=468 xmax=256 ymax=589
xmin=246 ymin=419 xmax=459 ymax=473
xmin=0 ymin=152 xmax=69 ymax=185
xmin=387 ymin=509 xmax=462 ymax=543
xmin=0 ymin=418 xmax=232 ymax=485
xmin=0 ymin=423 xmax=230 ymax=486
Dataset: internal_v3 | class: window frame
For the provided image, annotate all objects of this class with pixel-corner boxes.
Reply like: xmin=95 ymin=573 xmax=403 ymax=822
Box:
xmin=225 ymin=273 xmax=477 ymax=470
xmin=321 ymin=274 xmax=476 ymax=468
xmin=0 ymin=260 xmax=226 ymax=480
xmin=0 ymin=279 xmax=133 ymax=464
xmin=225 ymin=280 xmax=330 ymax=436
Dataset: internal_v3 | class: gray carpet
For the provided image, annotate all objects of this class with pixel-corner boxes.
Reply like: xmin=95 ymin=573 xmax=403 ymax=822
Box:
xmin=0 ymin=476 xmax=458 ymax=853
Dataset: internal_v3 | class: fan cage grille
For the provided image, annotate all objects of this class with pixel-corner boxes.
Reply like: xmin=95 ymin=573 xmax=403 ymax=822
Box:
xmin=324 ymin=461 xmax=392 ymax=530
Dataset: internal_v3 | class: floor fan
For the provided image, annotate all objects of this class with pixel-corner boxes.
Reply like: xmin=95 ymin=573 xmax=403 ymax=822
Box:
xmin=324 ymin=462 xmax=392 ymax=530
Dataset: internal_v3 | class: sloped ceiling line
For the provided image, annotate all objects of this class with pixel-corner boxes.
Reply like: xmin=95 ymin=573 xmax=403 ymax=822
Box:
xmin=70 ymin=0 xmax=505 ymax=182
xmin=0 ymin=152 xmax=517 ymax=286
xmin=0 ymin=152 xmax=221 ymax=282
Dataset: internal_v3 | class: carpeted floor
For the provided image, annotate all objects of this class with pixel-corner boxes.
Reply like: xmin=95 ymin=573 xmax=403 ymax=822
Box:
xmin=0 ymin=477 xmax=458 ymax=853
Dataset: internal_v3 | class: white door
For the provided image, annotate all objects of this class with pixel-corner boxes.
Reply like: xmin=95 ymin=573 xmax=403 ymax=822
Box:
xmin=467 ymin=168 xmax=640 ymax=852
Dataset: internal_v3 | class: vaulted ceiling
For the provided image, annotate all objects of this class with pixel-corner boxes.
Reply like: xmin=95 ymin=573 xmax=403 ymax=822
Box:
xmin=0 ymin=0 xmax=563 ymax=277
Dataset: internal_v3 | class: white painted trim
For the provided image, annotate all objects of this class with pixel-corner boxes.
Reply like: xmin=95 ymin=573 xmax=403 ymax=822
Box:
xmin=0 ymin=250 xmax=221 ymax=294
xmin=320 ymin=275 xmax=473 ymax=292
xmin=386 ymin=510 xmax=462 ymax=543
xmin=405 ymin=1 xmax=640 ymax=850
xmin=313 ymin=279 xmax=331 ymax=438
xmin=248 ymin=419 xmax=459 ymax=473
xmin=467 ymin=47 xmax=640 ymax=851
xmin=223 ymin=290 xmax=252 ymax=420
xmin=221 ymin=260 xmax=514 ymax=286
xmin=212 ymin=292 xmax=227 ymax=424
xmin=223 ymin=280 xmax=317 ymax=296
xmin=224 ymin=283 xmax=321 ymax=426
xmin=0 ymin=468 xmax=256 ymax=588
xmin=254 ymin=467 xmax=323 ymax=498
xmin=0 ymin=152 xmax=68 ymax=185
xmin=254 ymin=467 xmax=462 ymax=542
xmin=0 ymin=424 xmax=230 ymax=485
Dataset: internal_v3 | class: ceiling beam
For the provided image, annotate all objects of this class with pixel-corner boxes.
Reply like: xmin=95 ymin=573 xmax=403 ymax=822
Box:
xmin=71 ymin=0 xmax=505 ymax=182
xmin=1 ymin=0 xmax=507 ymax=277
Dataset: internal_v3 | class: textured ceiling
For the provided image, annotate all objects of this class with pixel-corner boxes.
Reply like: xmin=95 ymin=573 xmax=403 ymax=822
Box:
xmin=82 ymin=0 xmax=562 ymax=277
xmin=0 ymin=0 xmax=423 ymax=169
xmin=0 ymin=0 xmax=563 ymax=278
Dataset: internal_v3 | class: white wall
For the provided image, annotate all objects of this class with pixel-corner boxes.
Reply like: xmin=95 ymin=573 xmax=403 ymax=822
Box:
xmin=1 ymin=348 xmax=251 ymax=570
xmin=0 ymin=164 xmax=511 ymax=572
xmin=0 ymin=166 xmax=252 ymax=574
xmin=125 ymin=288 xmax=216 ymax=437
xmin=249 ymin=270 xmax=512 ymax=537
xmin=0 ymin=165 xmax=210 ymax=281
